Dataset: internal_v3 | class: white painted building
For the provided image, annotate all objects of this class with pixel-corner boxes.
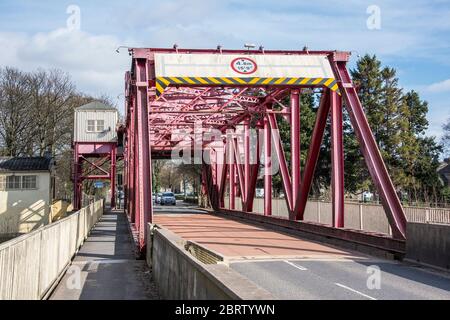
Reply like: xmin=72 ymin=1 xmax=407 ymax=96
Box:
xmin=0 ymin=157 xmax=54 ymax=235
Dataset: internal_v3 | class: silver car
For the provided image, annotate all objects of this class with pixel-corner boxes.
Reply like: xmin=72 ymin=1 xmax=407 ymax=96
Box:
xmin=160 ymin=192 xmax=176 ymax=205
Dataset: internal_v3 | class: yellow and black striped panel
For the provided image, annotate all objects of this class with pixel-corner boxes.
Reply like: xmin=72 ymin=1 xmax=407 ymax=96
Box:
xmin=155 ymin=77 xmax=339 ymax=97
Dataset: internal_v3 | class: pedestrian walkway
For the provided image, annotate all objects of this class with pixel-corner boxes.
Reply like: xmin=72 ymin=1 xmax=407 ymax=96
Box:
xmin=50 ymin=209 xmax=159 ymax=300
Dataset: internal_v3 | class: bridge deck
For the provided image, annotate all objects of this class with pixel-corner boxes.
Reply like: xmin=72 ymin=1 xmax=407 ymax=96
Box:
xmin=154 ymin=206 xmax=450 ymax=300
xmin=153 ymin=212 xmax=358 ymax=261
xmin=50 ymin=209 xmax=159 ymax=300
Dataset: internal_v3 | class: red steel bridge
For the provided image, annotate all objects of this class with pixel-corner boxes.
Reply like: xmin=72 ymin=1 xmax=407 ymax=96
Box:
xmin=110 ymin=47 xmax=408 ymax=253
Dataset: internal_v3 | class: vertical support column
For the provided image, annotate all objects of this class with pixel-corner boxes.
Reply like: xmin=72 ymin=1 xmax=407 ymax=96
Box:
xmin=245 ymin=131 xmax=259 ymax=212
xmin=331 ymin=90 xmax=344 ymax=228
xmin=73 ymin=144 xmax=80 ymax=210
xmin=128 ymin=101 xmax=136 ymax=222
xmin=110 ymin=146 xmax=116 ymax=209
xmin=264 ymin=115 xmax=272 ymax=216
xmin=243 ymin=118 xmax=250 ymax=209
xmin=291 ymin=90 xmax=301 ymax=210
xmin=228 ymin=138 xmax=236 ymax=210
xmin=135 ymin=59 xmax=153 ymax=250
xmin=133 ymin=102 xmax=140 ymax=229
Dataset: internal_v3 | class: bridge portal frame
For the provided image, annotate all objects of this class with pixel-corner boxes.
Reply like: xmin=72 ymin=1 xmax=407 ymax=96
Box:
xmin=73 ymin=142 xmax=117 ymax=210
xmin=124 ymin=48 xmax=407 ymax=252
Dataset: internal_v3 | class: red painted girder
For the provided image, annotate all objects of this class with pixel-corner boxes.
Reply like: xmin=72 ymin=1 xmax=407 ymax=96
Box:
xmin=131 ymin=47 xmax=344 ymax=59
xmin=330 ymin=56 xmax=406 ymax=239
xmin=293 ymin=90 xmax=331 ymax=220
xmin=232 ymin=138 xmax=246 ymax=203
xmin=267 ymin=113 xmax=293 ymax=212
xmin=330 ymin=90 xmax=344 ymax=228
xmin=290 ymin=90 xmax=301 ymax=210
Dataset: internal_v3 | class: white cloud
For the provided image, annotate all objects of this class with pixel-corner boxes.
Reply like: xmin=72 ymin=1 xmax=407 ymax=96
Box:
xmin=0 ymin=28 xmax=129 ymax=110
xmin=426 ymin=79 xmax=450 ymax=93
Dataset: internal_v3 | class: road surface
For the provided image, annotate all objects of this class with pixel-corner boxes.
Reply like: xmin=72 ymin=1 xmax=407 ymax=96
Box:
xmin=156 ymin=202 xmax=450 ymax=300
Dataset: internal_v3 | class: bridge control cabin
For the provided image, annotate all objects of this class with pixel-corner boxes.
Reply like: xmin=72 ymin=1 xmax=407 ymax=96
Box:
xmin=74 ymin=102 xmax=118 ymax=143
xmin=72 ymin=102 xmax=119 ymax=210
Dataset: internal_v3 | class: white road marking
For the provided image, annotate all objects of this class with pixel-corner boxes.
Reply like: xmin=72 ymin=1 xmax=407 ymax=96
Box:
xmin=284 ymin=260 xmax=308 ymax=271
xmin=335 ymin=283 xmax=377 ymax=300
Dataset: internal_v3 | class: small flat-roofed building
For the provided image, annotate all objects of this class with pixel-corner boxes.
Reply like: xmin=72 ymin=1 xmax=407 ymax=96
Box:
xmin=0 ymin=156 xmax=54 ymax=237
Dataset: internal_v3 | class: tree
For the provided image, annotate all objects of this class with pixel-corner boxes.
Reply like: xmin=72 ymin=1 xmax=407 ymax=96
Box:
xmin=152 ymin=160 xmax=165 ymax=193
xmin=27 ymin=69 xmax=76 ymax=157
xmin=442 ymin=117 xmax=450 ymax=158
xmin=348 ymin=55 xmax=385 ymax=196
xmin=0 ymin=67 xmax=33 ymax=156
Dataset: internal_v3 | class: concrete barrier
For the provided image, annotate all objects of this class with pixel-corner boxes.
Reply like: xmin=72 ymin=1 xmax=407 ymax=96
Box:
xmin=148 ymin=224 xmax=274 ymax=300
xmin=406 ymin=222 xmax=450 ymax=270
xmin=0 ymin=199 xmax=104 ymax=300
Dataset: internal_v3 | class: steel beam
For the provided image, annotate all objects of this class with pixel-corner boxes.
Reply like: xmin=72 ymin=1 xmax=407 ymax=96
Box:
xmin=330 ymin=90 xmax=344 ymax=227
xmin=110 ymin=145 xmax=117 ymax=209
xmin=291 ymin=90 xmax=301 ymax=211
xmin=244 ymin=118 xmax=251 ymax=208
xmin=264 ymin=115 xmax=272 ymax=216
xmin=135 ymin=59 xmax=153 ymax=249
xmin=267 ymin=113 xmax=293 ymax=213
xmin=329 ymin=56 xmax=406 ymax=239
xmin=293 ymin=90 xmax=331 ymax=220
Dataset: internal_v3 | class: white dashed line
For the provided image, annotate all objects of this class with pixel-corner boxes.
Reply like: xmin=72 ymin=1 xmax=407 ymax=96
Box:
xmin=335 ymin=283 xmax=377 ymax=300
xmin=284 ymin=260 xmax=308 ymax=271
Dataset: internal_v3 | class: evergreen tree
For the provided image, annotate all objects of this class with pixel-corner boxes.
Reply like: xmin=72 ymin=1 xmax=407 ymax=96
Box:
xmin=441 ymin=117 xmax=450 ymax=158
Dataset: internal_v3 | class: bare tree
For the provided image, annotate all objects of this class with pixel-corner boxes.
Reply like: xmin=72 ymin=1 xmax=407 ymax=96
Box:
xmin=28 ymin=69 xmax=76 ymax=156
xmin=0 ymin=67 xmax=33 ymax=156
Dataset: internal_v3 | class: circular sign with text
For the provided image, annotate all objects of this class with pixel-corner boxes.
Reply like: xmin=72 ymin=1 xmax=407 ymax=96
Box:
xmin=231 ymin=57 xmax=258 ymax=75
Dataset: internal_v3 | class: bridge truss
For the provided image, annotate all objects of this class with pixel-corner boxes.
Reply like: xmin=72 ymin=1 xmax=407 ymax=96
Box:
xmin=123 ymin=48 xmax=407 ymax=251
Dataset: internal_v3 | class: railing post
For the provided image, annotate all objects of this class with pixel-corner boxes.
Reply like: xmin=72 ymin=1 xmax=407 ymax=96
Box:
xmin=317 ymin=201 xmax=321 ymax=223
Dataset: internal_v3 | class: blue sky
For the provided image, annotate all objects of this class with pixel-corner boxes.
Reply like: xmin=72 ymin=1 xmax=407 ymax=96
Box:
xmin=0 ymin=0 xmax=449 ymax=140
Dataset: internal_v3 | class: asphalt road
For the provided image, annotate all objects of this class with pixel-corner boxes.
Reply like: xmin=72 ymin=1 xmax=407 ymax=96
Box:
xmin=230 ymin=258 xmax=450 ymax=300
xmin=153 ymin=200 xmax=207 ymax=214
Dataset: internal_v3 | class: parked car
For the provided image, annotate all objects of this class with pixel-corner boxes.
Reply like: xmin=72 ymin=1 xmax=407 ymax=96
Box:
xmin=152 ymin=193 xmax=156 ymax=202
xmin=160 ymin=192 xmax=176 ymax=205
xmin=155 ymin=193 xmax=162 ymax=204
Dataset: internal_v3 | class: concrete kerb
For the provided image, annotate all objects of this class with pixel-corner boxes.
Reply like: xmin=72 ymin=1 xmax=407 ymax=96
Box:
xmin=147 ymin=223 xmax=275 ymax=300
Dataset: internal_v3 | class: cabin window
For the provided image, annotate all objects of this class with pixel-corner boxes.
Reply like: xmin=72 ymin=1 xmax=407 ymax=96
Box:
xmin=22 ymin=175 xmax=37 ymax=189
xmin=87 ymin=120 xmax=105 ymax=132
xmin=1 ymin=175 xmax=38 ymax=190
xmin=96 ymin=120 xmax=105 ymax=132
xmin=87 ymin=120 xmax=96 ymax=132
xmin=6 ymin=175 xmax=21 ymax=190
